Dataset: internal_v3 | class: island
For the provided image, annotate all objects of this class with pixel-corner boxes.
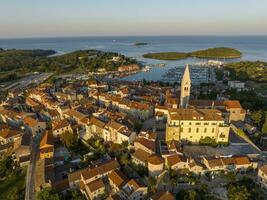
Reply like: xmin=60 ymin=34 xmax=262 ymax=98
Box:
xmin=143 ymin=52 xmax=188 ymax=60
xmin=143 ymin=47 xmax=242 ymax=60
xmin=134 ymin=42 xmax=149 ymax=46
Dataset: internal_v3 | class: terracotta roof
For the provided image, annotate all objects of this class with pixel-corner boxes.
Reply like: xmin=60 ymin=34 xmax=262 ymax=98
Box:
xmin=148 ymin=155 xmax=164 ymax=165
xmin=168 ymin=108 xmax=224 ymax=121
xmin=40 ymin=131 xmax=54 ymax=149
xmin=189 ymin=100 xmax=224 ymax=107
xmin=134 ymin=137 xmax=155 ymax=152
xmin=0 ymin=129 xmax=21 ymax=139
xmin=108 ymin=169 xmax=128 ymax=189
xmin=132 ymin=149 xmax=151 ymax=163
xmin=125 ymin=179 xmax=145 ymax=192
xmin=90 ymin=117 xmax=105 ymax=128
xmin=129 ymin=101 xmax=150 ymax=110
xmin=234 ymin=156 xmax=251 ymax=165
xmin=24 ymin=116 xmax=38 ymax=127
xmin=259 ymin=165 xmax=267 ymax=175
xmin=205 ymin=158 xmax=224 ymax=168
xmin=52 ymin=119 xmax=70 ymax=131
xmin=108 ymin=120 xmax=125 ymax=131
xmin=151 ymin=191 xmax=175 ymax=200
xmin=82 ymin=159 xmax=119 ymax=181
xmin=80 ymin=117 xmax=90 ymax=124
xmin=64 ymin=109 xmax=86 ymax=120
xmin=48 ymin=109 xmax=60 ymax=117
xmin=86 ymin=178 xmax=105 ymax=192
xmin=167 ymin=154 xmax=187 ymax=167
xmin=224 ymin=100 xmax=242 ymax=109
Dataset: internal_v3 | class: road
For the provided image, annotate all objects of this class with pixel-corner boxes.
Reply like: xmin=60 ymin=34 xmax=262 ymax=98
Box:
xmin=25 ymin=133 xmax=42 ymax=200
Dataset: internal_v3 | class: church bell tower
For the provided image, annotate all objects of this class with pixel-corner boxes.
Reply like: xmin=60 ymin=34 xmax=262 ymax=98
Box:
xmin=180 ymin=64 xmax=191 ymax=108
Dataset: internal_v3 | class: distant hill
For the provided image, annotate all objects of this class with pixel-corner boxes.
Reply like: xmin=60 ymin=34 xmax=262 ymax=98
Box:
xmin=143 ymin=47 xmax=242 ymax=60
xmin=0 ymin=49 xmax=137 ymax=83
xmin=226 ymin=61 xmax=267 ymax=82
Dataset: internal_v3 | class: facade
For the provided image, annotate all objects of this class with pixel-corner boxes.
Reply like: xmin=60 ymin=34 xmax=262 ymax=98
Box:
xmin=258 ymin=165 xmax=267 ymax=193
xmin=23 ymin=116 xmax=46 ymax=136
xmin=228 ymin=80 xmax=245 ymax=91
xmin=52 ymin=119 xmax=72 ymax=137
xmin=166 ymin=108 xmax=230 ymax=143
xmin=147 ymin=155 xmax=164 ymax=177
xmin=39 ymin=131 xmax=54 ymax=159
xmin=84 ymin=178 xmax=105 ymax=200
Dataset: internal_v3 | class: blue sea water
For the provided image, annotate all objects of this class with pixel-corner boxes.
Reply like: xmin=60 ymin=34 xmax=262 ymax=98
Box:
xmin=0 ymin=36 xmax=267 ymax=81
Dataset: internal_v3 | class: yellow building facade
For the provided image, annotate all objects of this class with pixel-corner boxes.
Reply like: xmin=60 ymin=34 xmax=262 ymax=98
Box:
xmin=166 ymin=108 xmax=230 ymax=144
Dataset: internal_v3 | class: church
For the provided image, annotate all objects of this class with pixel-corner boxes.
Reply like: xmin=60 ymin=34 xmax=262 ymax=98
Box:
xmin=165 ymin=65 xmax=232 ymax=144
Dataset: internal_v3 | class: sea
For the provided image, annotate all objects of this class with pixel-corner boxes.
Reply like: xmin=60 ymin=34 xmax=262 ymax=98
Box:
xmin=0 ymin=36 xmax=267 ymax=82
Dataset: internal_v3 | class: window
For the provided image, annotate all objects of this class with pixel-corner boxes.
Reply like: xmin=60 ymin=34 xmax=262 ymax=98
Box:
xmin=212 ymin=128 xmax=215 ymax=133
xmin=196 ymin=128 xmax=199 ymax=133
xmin=204 ymin=128 xmax=207 ymax=133
xmin=189 ymin=122 xmax=192 ymax=125
xmin=189 ymin=128 xmax=191 ymax=133
xmin=180 ymin=128 xmax=183 ymax=133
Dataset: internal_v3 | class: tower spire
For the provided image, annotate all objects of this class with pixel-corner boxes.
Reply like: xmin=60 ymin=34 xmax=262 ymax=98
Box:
xmin=180 ymin=64 xmax=191 ymax=108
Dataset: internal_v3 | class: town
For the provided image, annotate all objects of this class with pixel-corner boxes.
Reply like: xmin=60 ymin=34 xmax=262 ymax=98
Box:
xmin=0 ymin=61 xmax=267 ymax=200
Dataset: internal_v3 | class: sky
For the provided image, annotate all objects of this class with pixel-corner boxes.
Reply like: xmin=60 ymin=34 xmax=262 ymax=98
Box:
xmin=0 ymin=0 xmax=267 ymax=38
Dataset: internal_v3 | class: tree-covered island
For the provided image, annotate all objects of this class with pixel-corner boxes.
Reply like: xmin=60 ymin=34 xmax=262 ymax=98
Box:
xmin=143 ymin=47 xmax=242 ymax=60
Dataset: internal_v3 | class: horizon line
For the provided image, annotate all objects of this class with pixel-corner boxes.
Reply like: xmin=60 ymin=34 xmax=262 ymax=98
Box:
xmin=1 ymin=34 xmax=267 ymax=40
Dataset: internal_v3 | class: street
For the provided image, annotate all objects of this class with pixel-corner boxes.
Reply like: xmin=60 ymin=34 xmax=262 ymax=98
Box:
xmin=25 ymin=133 xmax=42 ymax=200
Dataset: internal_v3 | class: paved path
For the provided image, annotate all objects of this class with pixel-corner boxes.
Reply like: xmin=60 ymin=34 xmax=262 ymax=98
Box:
xmin=25 ymin=134 xmax=42 ymax=200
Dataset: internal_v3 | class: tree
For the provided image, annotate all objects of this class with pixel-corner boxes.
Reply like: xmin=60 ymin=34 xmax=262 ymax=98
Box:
xmin=228 ymin=185 xmax=250 ymax=200
xmin=251 ymin=111 xmax=263 ymax=127
xmin=262 ymin=119 xmax=267 ymax=134
xmin=37 ymin=187 xmax=63 ymax=200
xmin=262 ymin=112 xmax=267 ymax=134
xmin=176 ymin=190 xmax=197 ymax=200
xmin=60 ymin=131 xmax=78 ymax=148
xmin=0 ymin=154 xmax=19 ymax=179
xmin=65 ymin=188 xmax=85 ymax=200
xmin=118 ymin=152 xmax=130 ymax=166
xmin=147 ymin=176 xmax=157 ymax=193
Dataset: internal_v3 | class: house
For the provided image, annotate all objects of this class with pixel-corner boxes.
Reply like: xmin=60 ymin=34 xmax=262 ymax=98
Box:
xmin=147 ymin=155 xmax=164 ymax=177
xmin=84 ymin=178 xmax=105 ymax=200
xmin=119 ymin=179 xmax=148 ymax=200
xmin=0 ymin=108 xmax=24 ymax=127
xmin=23 ymin=116 xmax=46 ymax=136
xmin=52 ymin=119 xmax=72 ymax=137
xmin=118 ymin=64 xmax=140 ymax=72
xmin=47 ymin=109 xmax=61 ymax=121
xmin=81 ymin=159 xmax=120 ymax=184
xmin=39 ymin=131 xmax=54 ymax=159
xmin=64 ymin=109 xmax=86 ymax=124
xmin=108 ymin=170 xmax=129 ymax=192
xmin=166 ymin=154 xmax=188 ymax=170
xmin=134 ymin=132 xmax=157 ymax=154
xmin=203 ymin=156 xmax=253 ymax=172
xmin=228 ymin=81 xmax=245 ymax=91
xmin=15 ymin=133 xmax=31 ymax=166
xmin=224 ymin=100 xmax=246 ymax=122
xmin=132 ymin=148 xmax=151 ymax=166
xmin=0 ymin=128 xmax=22 ymax=149
xmin=258 ymin=165 xmax=267 ymax=193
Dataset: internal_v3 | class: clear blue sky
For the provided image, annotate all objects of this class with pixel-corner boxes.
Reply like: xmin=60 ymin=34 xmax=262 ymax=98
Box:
xmin=1 ymin=0 xmax=267 ymax=38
